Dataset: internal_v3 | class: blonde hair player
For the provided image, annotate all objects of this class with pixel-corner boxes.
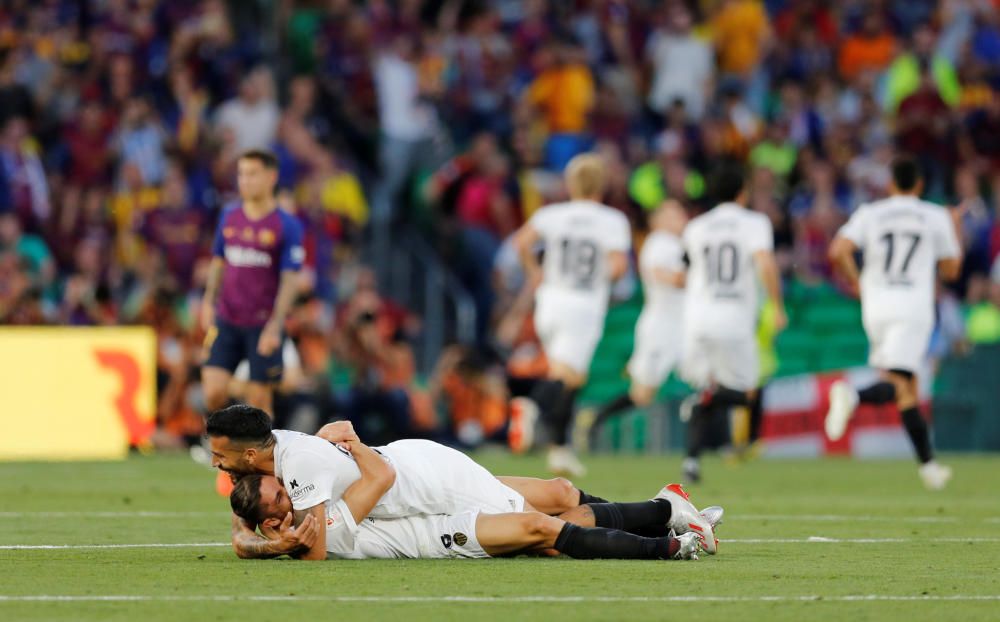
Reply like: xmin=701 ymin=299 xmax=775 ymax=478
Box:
xmin=509 ymin=153 xmax=632 ymax=476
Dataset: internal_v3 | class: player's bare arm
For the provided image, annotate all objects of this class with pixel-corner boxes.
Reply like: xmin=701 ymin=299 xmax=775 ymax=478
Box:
xmin=201 ymin=257 xmax=224 ymax=331
xmin=753 ymin=249 xmax=787 ymax=331
xmin=607 ymin=250 xmax=628 ymax=281
xmin=828 ymin=236 xmax=861 ymax=290
xmin=514 ymin=224 xmax=543 ymax=288
xmin=314 ymin=421 xmax=360 ymax=446
xmin=258 ymin=269 xmax=299 ymax=356
xmin=650 ymin=266 xmax=685 ymax=288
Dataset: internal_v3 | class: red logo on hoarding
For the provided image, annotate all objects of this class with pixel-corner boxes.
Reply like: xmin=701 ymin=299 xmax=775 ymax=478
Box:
xmin=94 ymin=349 xmax=155 ymax=446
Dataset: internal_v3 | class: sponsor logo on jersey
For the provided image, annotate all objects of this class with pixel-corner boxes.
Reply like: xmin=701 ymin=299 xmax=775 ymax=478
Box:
xmin=289 ymin=482 xmax=315 ymax=500
xmin=224 ymin=245 xmax=273 ymax=267
xmin=453 ymin=532 xmax=468 ymax=547
xmin=289 ymin=480 xmax=299 ymax=489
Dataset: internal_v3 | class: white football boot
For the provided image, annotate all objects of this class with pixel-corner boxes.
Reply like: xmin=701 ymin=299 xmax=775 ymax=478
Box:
xmin=654 ymin=483 xmax=718 ymax=554
xmin=825 ymin=380 xmax=859 ymax=441
xmin=700 ymin=506 xmax=724 ymax=530
xmin=671 ymin=532 xmax=703 ymax=560
xmin=547 ymin=446 xmax=587 ymax=478
xmin=919 ymin=461 xmax=952 ymax=491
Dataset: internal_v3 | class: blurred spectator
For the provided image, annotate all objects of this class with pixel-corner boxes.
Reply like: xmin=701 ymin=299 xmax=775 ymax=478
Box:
xmin=213 ymin=68 xmax=279 ymax=153
xmin=429 ymin=345 xmax=509 ymax=448
xmin=885 ymin=22 xmax=960 ymax=112
xmin=646 ymin=3 xmax=714 ymax=121
xmin=0 ymin=116 xmax=49 ymax=231
xmin=965 ymin=274 xmax=1000 ymax=344
xmin=524 ymin=38 xmax=595 ymax=170
xmin=838 ymin=11 xmax=898 ymax=82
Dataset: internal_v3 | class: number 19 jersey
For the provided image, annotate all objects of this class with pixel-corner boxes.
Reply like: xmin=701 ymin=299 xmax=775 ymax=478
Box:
xmin=529 ymin=200 xmax=632 ymax=311
xmin=838 ymin=196 xmax=960 ymax=325
xmin=683 ymin=203 xmax=773 ymax=338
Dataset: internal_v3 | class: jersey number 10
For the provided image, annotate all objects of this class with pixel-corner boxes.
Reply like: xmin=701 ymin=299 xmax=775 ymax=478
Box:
xmin=703 ymin=242 xmax=739 ymax=285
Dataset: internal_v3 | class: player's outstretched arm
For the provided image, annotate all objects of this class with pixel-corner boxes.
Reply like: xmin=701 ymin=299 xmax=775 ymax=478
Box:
xmin=514 ymin=224 xmax=543 ymax=288
xmin=607 ymin=250 xmax=629 ymax=281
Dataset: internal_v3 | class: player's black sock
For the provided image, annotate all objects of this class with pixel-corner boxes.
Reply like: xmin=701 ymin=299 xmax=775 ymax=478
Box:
xmin=593 ymin=394 xmax=635 ymax=430
xmin=578 ymin=490 xmax=609 ymax=505
xmin=858 ymin=382 xmax=896 ymax=404
xmin=530 ymin=379 xmax=565 ymax=418
xmin=686 ymin=404 xmax=708 ymax=459
xmin=900 ymin=406 xmax=933 ymax=464
xmin=748 ymin=388 xmax=765 ymax=443
xmin=706 ymin=387 xmax=749 ymax=410
xmin=549 ymin=386 xmax=580 ymax=446
xmin=554 ymin=523 xmax=678 ymax=559
xmin=587 ymin=500 xmax=671 ymax=531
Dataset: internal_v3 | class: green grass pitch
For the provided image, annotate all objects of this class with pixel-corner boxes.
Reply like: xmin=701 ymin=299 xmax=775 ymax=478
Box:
xmin=2 ymin=452 xmax=999 ymax=621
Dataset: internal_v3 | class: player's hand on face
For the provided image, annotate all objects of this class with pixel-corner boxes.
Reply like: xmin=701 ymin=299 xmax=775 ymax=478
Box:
xmin=257 ymin=321 xmax=282 ymax=356
xmin=316 ymin=421 xmax=359 ymax=445
xmin=277 ymin=512 xmax=319 ymax=551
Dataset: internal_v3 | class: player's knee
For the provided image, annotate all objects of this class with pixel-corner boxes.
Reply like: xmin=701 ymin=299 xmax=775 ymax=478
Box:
xmin=549 ymin=477 xmax=578 ymax=509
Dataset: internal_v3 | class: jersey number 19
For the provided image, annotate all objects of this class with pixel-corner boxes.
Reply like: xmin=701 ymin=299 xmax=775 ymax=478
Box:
xmin=559 ymin=237 xmax=598 ymax=289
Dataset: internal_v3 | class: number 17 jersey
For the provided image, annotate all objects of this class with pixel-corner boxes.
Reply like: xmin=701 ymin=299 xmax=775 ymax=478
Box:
xmin=838 ymin=196 xmax=959 ymax=324
xmin=683 ymin=203 xmax=773 ymax=338
xmin=530 ymin=200 xmax=632 ymax=311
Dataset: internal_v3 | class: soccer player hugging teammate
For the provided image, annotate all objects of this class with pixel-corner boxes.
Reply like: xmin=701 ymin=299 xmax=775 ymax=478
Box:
xmin=206 ymin=405 xmax=721 ymax=560
xmin=200 ymin=150 xmax=304 ymax=418
xmin=509 ymin=153 xmax=632 ymax=477
xmin=826 ymin=156 xmax=962 ymax=490
xmin=680 ymin=165 xmax=787 ymax=484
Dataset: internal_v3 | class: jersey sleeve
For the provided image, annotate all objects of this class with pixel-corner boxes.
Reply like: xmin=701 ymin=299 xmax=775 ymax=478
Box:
xmin=527 ymin=208 xmax=552 ymax=238
xmin=323 ymin=498 xmax=361 ymax=558
xmin=211 ymin=213 xmax=227 ymax=258
xmin=838 ymin=206 xmax=869 ymax=248
xmin=933 ymin=208 xmax=961 ymax=260
xmin=278 ymin=212 xmax=306 ymax=272
xmin=283 ymin=449 xmax=350 ymax=510
xmin=606 ymin=212 xmax=632 ymax=252
xmin=748 ymin=214 xmax=774 ymax=253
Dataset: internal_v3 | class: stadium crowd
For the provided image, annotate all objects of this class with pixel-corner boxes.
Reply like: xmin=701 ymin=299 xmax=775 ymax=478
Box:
xmin=2 ymin=0 xmax=1000 ymax=448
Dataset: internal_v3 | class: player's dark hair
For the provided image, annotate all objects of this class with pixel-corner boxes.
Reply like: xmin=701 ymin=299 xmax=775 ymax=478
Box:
xmin=205 ymin=404 xmax=272 ymax=444
xmin=230 ymin=474 xmax=264 ymax=524
xmin=709 ymin=164 xmax=747 ymax=204
xmin=238 ymin=149 xmax=279 ymax=170
xmin=891 ymin=155 xmax=922 ymax=192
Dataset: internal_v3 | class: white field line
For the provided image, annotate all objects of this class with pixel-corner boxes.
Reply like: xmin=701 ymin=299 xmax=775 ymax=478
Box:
xmin=2 ymin=511 xmax=999 ymax=524
xmin=0 ymin=511 xmax=226 ymax=519
xmin=0 ymin=543 xmax=231 ymax=550
xmin=2 ymin=595 xmax=1000 ymax=604
xmin=3 ymin=537 xmax=1000 ymax=551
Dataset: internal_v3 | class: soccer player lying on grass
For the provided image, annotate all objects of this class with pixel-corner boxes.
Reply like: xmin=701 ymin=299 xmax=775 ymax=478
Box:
xmin=206 ymin=405 xmax=719 ymax=560
xmin=228 ymin=436 xmax=715 ymax=561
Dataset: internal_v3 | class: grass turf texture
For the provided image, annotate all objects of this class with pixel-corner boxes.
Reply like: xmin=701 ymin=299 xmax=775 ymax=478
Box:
xmin=1 ymin=453 xmax=999 ymax=621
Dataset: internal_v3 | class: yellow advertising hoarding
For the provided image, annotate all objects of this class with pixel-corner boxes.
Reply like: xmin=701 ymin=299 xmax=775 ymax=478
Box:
xmin=0 ymin=327 xmax=156 ymax=460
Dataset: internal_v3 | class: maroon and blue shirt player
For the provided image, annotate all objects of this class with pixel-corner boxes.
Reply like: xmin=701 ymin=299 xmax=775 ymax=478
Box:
xmin=202 ymin=151 xmax=304 ymax=413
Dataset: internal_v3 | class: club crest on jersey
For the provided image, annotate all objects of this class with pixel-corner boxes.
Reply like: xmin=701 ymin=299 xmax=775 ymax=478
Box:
xmin=453 ymin=532 xmax=468 ymax=547
xmin=223 ymin=226 xmax=235 ymax=239
xmin=258 ymin=229 xmax=276 ymax=247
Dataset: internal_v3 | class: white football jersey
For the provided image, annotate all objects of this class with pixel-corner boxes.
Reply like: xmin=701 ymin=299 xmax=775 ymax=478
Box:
xmin=683 ymin=203 xmax=773 ymax=337
xmin=529 ymin=200 xmax=631 ymax=309
xmin=838 ymin=195 xmax=960 ymax=323
xmin=638 ymin=230 xmax=685 ymax=324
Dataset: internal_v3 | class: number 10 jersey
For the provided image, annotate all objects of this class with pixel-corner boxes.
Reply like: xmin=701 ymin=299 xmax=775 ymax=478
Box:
xmin=838 ymin=196 xmax=960 ymax=326
xmin=683 ymin=203 xmax=774 ymax=339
